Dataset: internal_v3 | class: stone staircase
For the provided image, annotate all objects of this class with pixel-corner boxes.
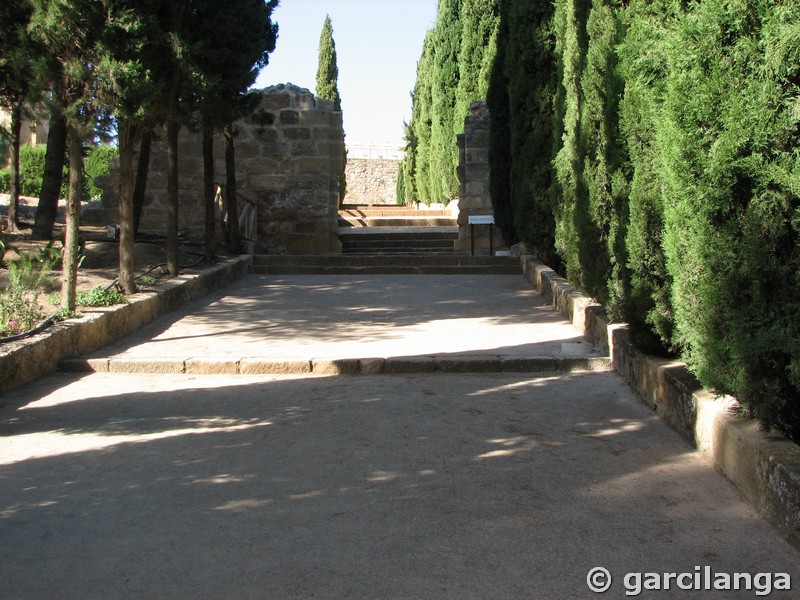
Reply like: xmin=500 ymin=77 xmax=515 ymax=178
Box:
xmin=250 ymin=254 xmax=520 ymax=275
xmin=338 ymin=204 xmax=457 ymax=228
xmin=339 ymin=229 xmax=459 ymax=254
xmin=250 ymin=203 xmax=518 ymax=275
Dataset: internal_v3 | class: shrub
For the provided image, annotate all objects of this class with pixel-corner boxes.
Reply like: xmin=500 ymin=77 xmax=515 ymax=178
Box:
xmin=84 ymin=144 xmax=118 ymax=200
xmin=76 ymin=286 xmax=127 ymax=307
xmin=18 ymin=144 xmax=47 ymax=197
xmin=0 ymin=144 xmax=69 ymax=198
xmin=0 ymin=143 xmax=115 ymax=200
xmin=0 ymin=242 xmax=59 ymax=337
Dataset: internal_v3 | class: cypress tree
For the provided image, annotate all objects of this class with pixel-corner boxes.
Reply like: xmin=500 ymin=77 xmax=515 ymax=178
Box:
xmin=617 ymin=0 xmax=677 ymax=352
xmin=428 ymin=0 xmax=462 ymax=203
xmin=315 ymin=15 xmax=345 ymax=203
xmin=409 ymin=29 xmax=436 ymax=204
xmin=487 ymin=0 xmax=514 ymax=244
xmin=577 ymin=0 xmax=628 ymax=312
xmin=453 ymin=0 xmax=499 ymax=150
xmin=0 ymin=1 xmax=44 ymax=233
xmin=505 ymin=0 xmax=559 ymax=265
xmin=552 ymin=0 xmax=591 ymax=289
xmin=316 ymin=15 xmax=341 ymax=111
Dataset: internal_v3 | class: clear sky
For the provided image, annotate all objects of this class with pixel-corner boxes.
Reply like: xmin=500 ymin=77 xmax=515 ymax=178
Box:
xmin=253 ymin=0 xmax=438 ymax=149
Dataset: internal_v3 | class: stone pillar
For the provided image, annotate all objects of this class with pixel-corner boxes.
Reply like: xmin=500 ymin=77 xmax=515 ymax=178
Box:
xmin=454 ymin=101 xmax=505 ymax=255
xmin=90 ymin=84 xmax=344 ymax=255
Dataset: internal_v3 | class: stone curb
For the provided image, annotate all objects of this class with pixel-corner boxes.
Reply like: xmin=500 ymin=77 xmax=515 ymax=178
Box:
xmin=0 ymin=255 xmax=253 ymax=399
xmin=59 ymin=354 xmax=614 ymax=376
xmin=520 ymin=255 xmax=800 ymax=549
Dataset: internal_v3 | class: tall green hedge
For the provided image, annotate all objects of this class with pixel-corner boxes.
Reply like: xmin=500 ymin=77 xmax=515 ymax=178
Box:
xmin=484 ymin=0 xmax=800 ymax=438
xmin=617 ymin=0 xmax=676 ymax=353
xmin=488 ymin=0 xmax=558 ymax=265
xmin=658 ymin=0 xmax=800 ymax=434
xmin=405 ymin=0 xmax=499 ymax=205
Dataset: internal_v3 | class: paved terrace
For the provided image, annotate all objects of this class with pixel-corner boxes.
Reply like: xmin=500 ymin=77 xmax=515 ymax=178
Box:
xmin=1 ymin=273 xmax=798 ymax=598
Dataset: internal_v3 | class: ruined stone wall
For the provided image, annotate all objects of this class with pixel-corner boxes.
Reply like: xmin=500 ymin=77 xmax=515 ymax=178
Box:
xmin=343 ymin=158 xmax=400 ymax=204
xmin=454 ymin=101 xmax=506 ymax=255
xmin=92 ymin=84 xmax=344 ymax=254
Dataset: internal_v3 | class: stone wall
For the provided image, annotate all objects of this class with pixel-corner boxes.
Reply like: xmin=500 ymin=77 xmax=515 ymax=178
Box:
xmin=454 ymin=101 xmax=505 ymax=255
xmin=343 ymin=158 xmax=400 ymax=204
xmin=92 ymin=84 xmax=344 ymax=254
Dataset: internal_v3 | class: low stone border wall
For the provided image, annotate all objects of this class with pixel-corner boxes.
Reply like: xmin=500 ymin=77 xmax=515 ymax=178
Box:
xmin=0 ymin=255 xmax=252 ymax=400
xmin=62 ymin=353 xmax=614 ymax=377
xmin=520 ymin=255 xmax=800 ymax=550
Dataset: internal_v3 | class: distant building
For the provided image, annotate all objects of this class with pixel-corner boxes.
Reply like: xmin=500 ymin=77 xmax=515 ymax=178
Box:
xmin=0 ymin=106 xmax=49 ymax=150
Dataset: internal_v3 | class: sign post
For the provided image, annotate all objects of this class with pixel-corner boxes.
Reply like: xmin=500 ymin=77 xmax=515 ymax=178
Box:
xmin=467 ymin=215 xmax=495 ymax=256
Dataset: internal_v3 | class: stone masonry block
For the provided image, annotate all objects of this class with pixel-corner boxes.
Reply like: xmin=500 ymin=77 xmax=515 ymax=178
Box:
xmin=283 ymin=127 xmax=312 ymax=140
xmin=287 ymin=234 xmax=331 ymax=254
xmin=280 ymin=109 xmax=300 ymax=124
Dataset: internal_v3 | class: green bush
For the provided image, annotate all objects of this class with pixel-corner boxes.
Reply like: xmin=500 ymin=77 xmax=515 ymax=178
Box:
xmin=0 ymin=143 xmax=112 ymax=200
xmin=76 ymin=286 xmax=127 ymax=307
xmin=0 ymin=242 xmax=59 ymax=337
xmin=18 ymin=144 xmax=47 ymax=197
xmin=617 ymin=0 xmax=677 ymax=354
xmin=0 ymin=144 xmax=68 ymax=198
xmin=84 ymin=144 xmax=117 ymax=200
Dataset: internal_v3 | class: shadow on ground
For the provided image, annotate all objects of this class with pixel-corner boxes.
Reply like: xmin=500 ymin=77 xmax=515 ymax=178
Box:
xmin=1 ymin=371 xmax=797 ymax=599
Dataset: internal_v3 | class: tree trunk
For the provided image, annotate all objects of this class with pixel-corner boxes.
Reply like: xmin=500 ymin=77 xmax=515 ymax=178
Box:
xmin=7 ymin=104 xmax=22 ymax=232
xmin=61 ymin=126 xmax=83 ymax=311
xmin=132 ymin=130 xmax=152 ymax=233
xmin=202 ymin=120 xmax=216 ymax=263
xmin=224 ymin=124 xmax=240 ymax=254
xmin=117 ymin=120 xmax=137 ymax=294
xmin=166 ymin=117 xmax=180 ymax=276
xmin=32 ymin=110 xmax=67 ymax=240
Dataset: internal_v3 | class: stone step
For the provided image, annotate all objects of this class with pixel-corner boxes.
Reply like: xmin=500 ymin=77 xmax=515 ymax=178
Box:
xmin=250 ymin=254 xmax=521 ymax=275
xmin=338 ymin=216 xmax=458 ymax=228
xmin=339 ymin=206 xmax=451 ymax=218
xmin=341 ymin=239 xmax=456 ymax=251
xmin=341 ymin=246 xmax=456 ymax=255
xmin=338 ymin=228 xmax=459 ymax=241
xmin=338 ymin=226 xmax=460 ymax=254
